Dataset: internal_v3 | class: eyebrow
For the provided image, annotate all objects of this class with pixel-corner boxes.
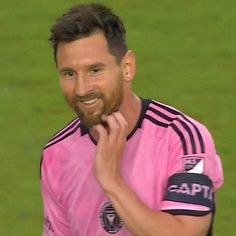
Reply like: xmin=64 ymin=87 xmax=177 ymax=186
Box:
xmin=58 ymin=63 xmax=106 ymax=74
xmin=58 ymin=67 xmax=75 ymax=74
xmin=86 ymin=63 xmax=105 ymax=70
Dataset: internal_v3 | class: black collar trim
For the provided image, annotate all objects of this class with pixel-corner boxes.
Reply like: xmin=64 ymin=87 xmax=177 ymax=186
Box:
xmin=79 ymin=97 xmax=151 ymax=142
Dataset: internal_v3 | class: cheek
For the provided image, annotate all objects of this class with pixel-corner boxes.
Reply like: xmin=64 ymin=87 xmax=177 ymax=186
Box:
xmin=60 ymin=80 xmax=73 ymax=93
xmin=106 ymin=72 xmax=123 ymax=93
xmin=59 ymin=81 xmax=75 ymax=103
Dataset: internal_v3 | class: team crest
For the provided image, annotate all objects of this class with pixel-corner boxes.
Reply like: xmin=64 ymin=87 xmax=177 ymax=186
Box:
xmin=182 ymin=156 xmax=204 ymax=174
xmin=100 ymin=202 xmax=123 ymax=234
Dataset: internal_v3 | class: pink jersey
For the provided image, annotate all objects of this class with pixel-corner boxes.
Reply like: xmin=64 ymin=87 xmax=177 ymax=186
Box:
xmin=40 ymin=98 xmax=223 ymax=235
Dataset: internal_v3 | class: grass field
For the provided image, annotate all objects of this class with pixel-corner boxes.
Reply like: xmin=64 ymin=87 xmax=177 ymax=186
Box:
xmin=0 ymin=0 xmax=235 ymax=235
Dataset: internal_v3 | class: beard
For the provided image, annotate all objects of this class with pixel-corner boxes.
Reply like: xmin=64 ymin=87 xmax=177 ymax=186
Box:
xmin=72 ymin=78 xmax=124 ymax=128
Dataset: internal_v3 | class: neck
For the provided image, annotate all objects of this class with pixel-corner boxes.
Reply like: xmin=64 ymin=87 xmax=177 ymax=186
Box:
xmin=90 ymin=91 xmax=141 ymax=141
xmin=119 ymin=92 xmax=141 ymax=136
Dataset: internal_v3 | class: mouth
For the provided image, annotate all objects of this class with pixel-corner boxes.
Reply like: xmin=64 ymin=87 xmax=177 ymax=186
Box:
xmin=80 ymin=98 xmax=99 ymax=107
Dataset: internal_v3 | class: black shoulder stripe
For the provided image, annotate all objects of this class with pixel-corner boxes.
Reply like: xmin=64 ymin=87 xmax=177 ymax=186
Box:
xmin=176 ymin=118 xmax=197 ymax=154
xmin=150 ymin=101 xmax=205 ymax=153
xmin=148 ymin=106 xmax=173 ymax=122
xmin=144 ymin=114 xmax=188 ymax=155
xmin=183 ymin=117 xmax=205 ymax=153
xmin=48 ymin=117 xmax=79 ymax=144
xmin=148 ymin=106 xmax=197 ymax=154
xmin=151 ymin=100 xmax=180 ymax=115
xmin=44 ymin=123 xmax=81 ymax=150
xmin=170 ymin=123 xmax=188 ymax=155
xmin=144 ymin=114 xmax=168 ymax=127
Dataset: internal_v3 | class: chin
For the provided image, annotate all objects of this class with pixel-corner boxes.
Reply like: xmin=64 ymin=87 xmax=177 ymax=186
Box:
xmin=81 ymin=113 xmax=103 ymax=128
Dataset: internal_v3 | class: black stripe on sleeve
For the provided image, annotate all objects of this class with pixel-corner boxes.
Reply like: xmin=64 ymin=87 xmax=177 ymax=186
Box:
xmin=144 ymin=114 xmax=188 ymax=155
xmin=170 ymin=123 xmax=188 ymax=155
xmin=148 ymin=106 xmax=173 ymax=122
xmin=162 ymin=209 xmax=211 ymax=216
xmin=144 ymin=114 xmax=168 ymax=128
xmin=48 ymin=117 xmax=79 ymax=143
xmin=148 ymin=106 xmax=197 ymax=154
xmin=44 ymin=124 xmax=81 ymax=150
xmin=150 ymin=101 xmax=205 ymax=153
xmin=176 ymin=118 xmax=197 ymax=154
xmin=182 ymin=116 xmax=205 ymax=153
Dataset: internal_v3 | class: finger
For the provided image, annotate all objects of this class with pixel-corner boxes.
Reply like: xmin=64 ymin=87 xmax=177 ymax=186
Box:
xmin=92 ymin=124 xmax=108 ymax=148
xmin=102 ymin=114 xmax=120 ymax=143
xmin=111 ymin=112 xmax=128 ymax=139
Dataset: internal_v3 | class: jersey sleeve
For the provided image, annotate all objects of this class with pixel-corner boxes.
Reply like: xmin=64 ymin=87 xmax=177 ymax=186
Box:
xmin=160 ymin=120 xmax=224 ymax=216
xmin=40 ymin=152 xmax=70 ymax=235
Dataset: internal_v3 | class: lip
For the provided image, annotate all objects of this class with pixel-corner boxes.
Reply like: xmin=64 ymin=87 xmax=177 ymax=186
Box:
xmin=79 ymin=98 xmax=100 ymax=108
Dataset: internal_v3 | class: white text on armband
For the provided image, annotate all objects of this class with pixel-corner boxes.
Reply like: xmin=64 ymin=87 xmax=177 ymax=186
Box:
xmin=168 ymin=183 xmax=213 ymax=200
xmin=164 ymin=173 xmax=214 ymax=209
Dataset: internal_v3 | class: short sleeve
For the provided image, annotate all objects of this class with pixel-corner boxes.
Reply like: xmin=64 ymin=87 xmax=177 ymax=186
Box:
xmin=160 ymin=120 xmax=224 ymax=216
xmin=40 ymin=152 xmax=70 ymax=235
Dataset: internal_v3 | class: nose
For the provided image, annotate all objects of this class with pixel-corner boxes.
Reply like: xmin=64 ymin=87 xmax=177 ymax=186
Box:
xmin=74 ymin=76 xmax=92 ymax=97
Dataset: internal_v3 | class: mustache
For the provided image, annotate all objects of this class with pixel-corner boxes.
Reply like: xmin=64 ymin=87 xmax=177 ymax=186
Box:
xmin=72 ymin=92 xmax=102 ymax=103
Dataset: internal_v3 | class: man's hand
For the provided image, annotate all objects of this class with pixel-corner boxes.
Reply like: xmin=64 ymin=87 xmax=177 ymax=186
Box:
xmin=92 ymin=112 xmax=212 ymax=236
xmin=92 ymin=112 xmax=128 ymax=190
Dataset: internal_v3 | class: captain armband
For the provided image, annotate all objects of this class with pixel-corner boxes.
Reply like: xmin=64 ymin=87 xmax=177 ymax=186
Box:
xmin=164 ymin=173 xmax=214 ymax=210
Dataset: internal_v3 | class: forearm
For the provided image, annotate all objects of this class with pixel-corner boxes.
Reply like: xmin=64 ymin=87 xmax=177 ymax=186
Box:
xmin=100 ymin=176 xmax=209 ymax=236
xmin=93 ymin=114 xmax=211 ymax=236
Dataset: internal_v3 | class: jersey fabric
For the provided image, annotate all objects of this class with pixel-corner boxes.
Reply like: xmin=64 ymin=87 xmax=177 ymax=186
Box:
xmin=40 ymin=98 xmax=223 ymax=236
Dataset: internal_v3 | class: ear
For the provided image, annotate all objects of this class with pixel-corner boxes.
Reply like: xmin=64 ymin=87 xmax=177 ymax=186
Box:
xmin=121 ymin=50 xmax=136 ymax=82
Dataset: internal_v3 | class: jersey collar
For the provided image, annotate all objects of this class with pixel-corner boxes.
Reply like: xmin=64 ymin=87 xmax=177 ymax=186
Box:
xmin=80 ymin=97 xmax=151 ymax=142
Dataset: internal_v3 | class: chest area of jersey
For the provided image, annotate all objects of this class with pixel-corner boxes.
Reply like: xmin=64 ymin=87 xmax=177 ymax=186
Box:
xmin=59 ymin=134 xmax=167 ymax=233
xmin=60 ymin=134 xmax=166 ymax=209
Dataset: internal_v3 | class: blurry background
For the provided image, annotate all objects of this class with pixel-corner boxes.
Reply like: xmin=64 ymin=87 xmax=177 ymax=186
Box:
xmin=0 ymin=0 xmax=235 ymax=235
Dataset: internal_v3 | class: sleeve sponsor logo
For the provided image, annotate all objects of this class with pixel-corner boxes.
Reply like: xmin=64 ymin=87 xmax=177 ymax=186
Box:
xmin=164 ymin=173 xmax=214 ymax=210
xmin=182 ymin=156 xmax=204 ymax=174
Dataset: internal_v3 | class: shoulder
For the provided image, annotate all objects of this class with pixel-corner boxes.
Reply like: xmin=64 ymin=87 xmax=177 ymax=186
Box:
xmin=40 ymin=116 xmax=81 ymax=179
xmin=143 ymin=99 xmax=212 ymax=156
xmin=147 ymin=100 xmax=224 ymax=185
xmin=43 ymin=116 xmax=81 ymax=151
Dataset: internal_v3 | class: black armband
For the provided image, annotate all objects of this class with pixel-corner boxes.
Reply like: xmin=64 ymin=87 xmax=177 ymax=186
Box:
xmin=164 ymin=173 xmax=214 ymax=210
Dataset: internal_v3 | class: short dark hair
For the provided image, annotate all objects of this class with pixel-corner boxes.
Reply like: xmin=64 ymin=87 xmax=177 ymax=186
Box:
xmin=49 ymin=3 xmax=128 ymax=63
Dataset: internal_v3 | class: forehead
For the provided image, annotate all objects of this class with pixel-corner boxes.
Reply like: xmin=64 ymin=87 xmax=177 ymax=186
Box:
xmin=56 ymin=33 xmax=116 ymax=68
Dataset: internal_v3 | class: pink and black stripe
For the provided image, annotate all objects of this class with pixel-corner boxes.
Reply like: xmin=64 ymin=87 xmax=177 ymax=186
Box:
xmin=144 ymin=100 xmax=205 ymax=156
xmin=44 ymin=117 xmax=81 ymax=150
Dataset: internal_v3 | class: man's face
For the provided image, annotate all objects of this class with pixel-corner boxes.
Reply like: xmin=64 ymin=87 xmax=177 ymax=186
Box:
xmin=56 ymin=33 xmax=125 ymax=128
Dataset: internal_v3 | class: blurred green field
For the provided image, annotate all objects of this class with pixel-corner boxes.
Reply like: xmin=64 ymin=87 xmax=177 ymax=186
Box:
xmin=0 ymin=0 xmax=235 ymax=235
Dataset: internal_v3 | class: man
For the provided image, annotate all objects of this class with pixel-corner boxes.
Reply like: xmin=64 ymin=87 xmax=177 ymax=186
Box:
xmin=40 ymin=3 xmax=223 ymax=236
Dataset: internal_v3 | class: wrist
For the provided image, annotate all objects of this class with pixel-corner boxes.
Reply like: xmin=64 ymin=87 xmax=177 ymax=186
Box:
xmin=96 ymin=174 xmax=124 ymax=194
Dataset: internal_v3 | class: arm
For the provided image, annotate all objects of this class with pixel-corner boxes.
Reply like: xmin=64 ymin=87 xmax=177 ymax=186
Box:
xmin=101 ymin=175 xmax=211 ymax=236
xmin=40 ymin=153 xmax=70 ymax=235
xmin=92 ymin=112 xmax=212 ymax=236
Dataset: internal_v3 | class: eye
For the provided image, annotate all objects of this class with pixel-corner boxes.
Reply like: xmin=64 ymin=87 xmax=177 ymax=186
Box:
xmin=91 ymin=68 xmax=100 ymax=73
xmin=88 ymin=66 xmax=103 ymax=75
xmin=60 ymin=70 xmax=76 ymax=79
xmin=64 ymin=71 xmax=74 ymax=77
